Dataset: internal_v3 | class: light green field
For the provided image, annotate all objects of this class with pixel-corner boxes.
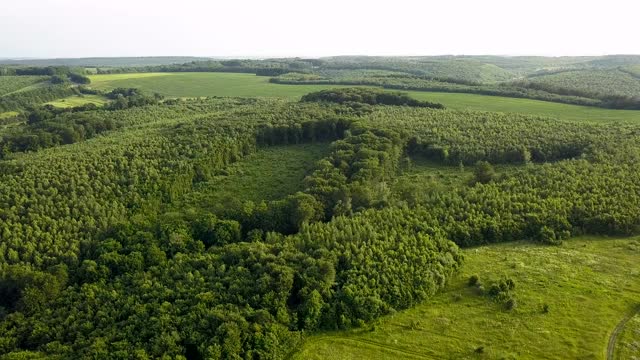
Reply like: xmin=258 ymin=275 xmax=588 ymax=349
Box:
xmin=295 ymin=237 xmax=640 ymax=360
xmin=0 ymin=111 xmax=19 ymax=120
xmin=407 ymin=91 xmax=640 ymax=123
xmin=44 ymin=94 xmax=107 ymax=108
xmin=89 ymin=72 xmax=352 ymax=99
xmin=88 ymin=72 xmax=640 ymax=123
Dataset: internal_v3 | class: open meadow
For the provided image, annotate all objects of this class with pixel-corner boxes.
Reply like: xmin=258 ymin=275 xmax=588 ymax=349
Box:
xmin=44 ymin=94 xmax=108 ymax=108
xmin=294 ymin=237 xmax=640 ymax=360
xmin=88 ymin=72 xmax=640 ymax=123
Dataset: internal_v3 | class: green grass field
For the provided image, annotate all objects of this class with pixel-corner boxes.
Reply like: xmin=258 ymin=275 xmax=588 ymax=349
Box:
xmin=616 ymin=313 xmax=640 ymax=359
xmin=0 ymin=111 xmax=19 ymax=120
xmin=177 ymin=143 xmax=330 ymax=210
xmin=44 ymin=94 xmax=108 ymax=108
xmin=294 ymin=237 xmax=640 ymax=360
xmin=87 ymin=72 xmax=640 ymax=123
xmin=89 ymin=72 xmax=352 ymax=99
xmin=407 ymin=91 xmax=640 ymax=123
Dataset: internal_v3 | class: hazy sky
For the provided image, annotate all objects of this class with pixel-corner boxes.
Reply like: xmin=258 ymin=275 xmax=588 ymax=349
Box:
xmin=1 ymin=0 xmax=638 ymax=58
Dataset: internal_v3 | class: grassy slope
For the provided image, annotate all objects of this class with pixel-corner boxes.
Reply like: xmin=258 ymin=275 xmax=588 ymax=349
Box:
xmin=88 ymin=72 xmax=640 ymax=123
xmin=177 ymin=143 xmax=330 ymax=209
xmin=527 ymin=69 xmax=640 ymax=98
xmin=616 ymin=313 xmax=640 ymax=359
xmin=295 ymin=237 xmax=640 ymax=360
xmin=0 ymin=76 xmax=49 ymax=96
xmin=44 ymin=94 xmax=107 ymax=108
xmin=622 ymin=65 xmax=640 ymax=78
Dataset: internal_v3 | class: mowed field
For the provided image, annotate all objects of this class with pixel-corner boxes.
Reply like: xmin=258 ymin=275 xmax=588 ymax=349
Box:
xmin=88 ymin=72 xmax=640 ymax=122
xmin=294 ymin=237 xmax=640 ymax=360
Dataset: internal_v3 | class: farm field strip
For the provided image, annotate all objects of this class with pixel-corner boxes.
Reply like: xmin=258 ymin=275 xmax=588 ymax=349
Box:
xmin=88 ymin=72 xmax=640 ymax=123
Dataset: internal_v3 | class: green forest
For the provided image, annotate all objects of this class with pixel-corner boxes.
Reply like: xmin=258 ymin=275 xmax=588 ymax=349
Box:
xmin=0 ymin=56 xmax=639 ymax=359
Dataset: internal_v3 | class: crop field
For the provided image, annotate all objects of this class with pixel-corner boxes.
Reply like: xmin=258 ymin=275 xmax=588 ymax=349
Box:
xmin=88 ymin=72 xmax=640 ymax=123
xmin=294 ymin=237 xmax=640 ymax=360
xmin=44 ymin=94 xmax=108 ymax=108
xmin=88 ymin=72 xmax=352 ymax=98
xmin=406 ymin=90 xmax=640 ymax=123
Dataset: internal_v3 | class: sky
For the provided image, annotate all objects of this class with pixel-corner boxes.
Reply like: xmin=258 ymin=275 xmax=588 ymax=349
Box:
xmin=1 ymin=0 xmax=639 ymax=58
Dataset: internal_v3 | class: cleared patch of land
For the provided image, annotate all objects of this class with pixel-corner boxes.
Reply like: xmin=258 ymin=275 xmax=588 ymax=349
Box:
xmin=177 ymin=142 xmax=330 ymax=209
xmin=391 ymin=157 xmax=528 ymax=206
xmin=88 ymin=72 xmax=640 ymax=123
xmin=44 ymin=94 xmax=107 ymax=108
xmin=295 ymin=237 xmax=640 ymax=360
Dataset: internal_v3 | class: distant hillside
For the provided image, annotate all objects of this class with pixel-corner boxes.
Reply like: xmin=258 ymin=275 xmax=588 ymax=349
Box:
xmin=0 ymin=56 xmax=212 ymax=67
xmin=3 ymin=55 xmax=640 ymax=109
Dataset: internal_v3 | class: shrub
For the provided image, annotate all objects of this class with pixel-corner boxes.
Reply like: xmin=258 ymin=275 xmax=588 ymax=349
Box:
xmin=488 ymin=284 xmax=502 ymax=297
xmin=538 ymin=226 xmax=563 ymax=245
xmin=473 ymin=161 xmax=496 ymax=184
xmin=468 ymin=274 xmax=480 ymax=286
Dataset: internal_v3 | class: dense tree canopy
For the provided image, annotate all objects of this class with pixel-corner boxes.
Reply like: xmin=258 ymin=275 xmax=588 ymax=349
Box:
xmin=0 ymin=88 xmax=639 ymax=358
xmin=301 ymin=87 xmax=445 ymax=109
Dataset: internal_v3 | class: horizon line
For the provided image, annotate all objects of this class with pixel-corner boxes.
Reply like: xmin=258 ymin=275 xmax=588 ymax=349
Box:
xmin=2 ymin=53 xmax=640 ymax=61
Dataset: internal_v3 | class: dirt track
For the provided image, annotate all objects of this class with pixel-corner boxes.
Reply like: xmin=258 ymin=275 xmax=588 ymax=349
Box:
xmin=607 ymin=307 xmax=639 ymax=360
